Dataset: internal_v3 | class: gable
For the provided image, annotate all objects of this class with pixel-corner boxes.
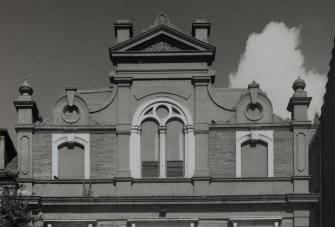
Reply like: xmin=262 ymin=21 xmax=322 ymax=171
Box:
xmin=110 ymin=25 xmax=215 ymax=53
xmin=127 ymin=34 xmax=198 ymax=52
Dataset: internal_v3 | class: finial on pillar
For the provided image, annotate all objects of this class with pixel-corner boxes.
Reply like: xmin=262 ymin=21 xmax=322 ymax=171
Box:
xmin=292 ymin=76 xmax=306 ymax=91
xmin=19 ymin=79 xmax=33 ymax=96
xmin=287 ymin=76 xmax=312 ymax=121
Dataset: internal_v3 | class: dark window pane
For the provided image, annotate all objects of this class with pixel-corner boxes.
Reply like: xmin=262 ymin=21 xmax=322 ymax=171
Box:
xmin=58 ymin=143 xmax=85 ymax=179
xmin=241 ymin=141 xmax=268 ymax=177
xmin=166 ymin=120 xmax=184 ymax=161
xmin=141 ymin=120 xmax=159 ymax=161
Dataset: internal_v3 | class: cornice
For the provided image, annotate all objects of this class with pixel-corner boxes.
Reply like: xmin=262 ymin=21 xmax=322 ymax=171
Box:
xmin=209 ymin=122 xmax=291 ymax=129
xmin=34 ymin=125 xmax=116 ymax=133
xmin=37 ymin=194 xmax=320 ymax=206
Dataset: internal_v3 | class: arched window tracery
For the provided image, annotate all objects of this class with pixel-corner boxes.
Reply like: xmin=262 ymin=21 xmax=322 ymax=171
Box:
xmin=130 ymin=97 xmax=195 ymax=178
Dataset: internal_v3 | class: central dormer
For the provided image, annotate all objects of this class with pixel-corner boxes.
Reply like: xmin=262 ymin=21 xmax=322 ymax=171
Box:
xmin=109 ymin=13 xmax=216 ymax=83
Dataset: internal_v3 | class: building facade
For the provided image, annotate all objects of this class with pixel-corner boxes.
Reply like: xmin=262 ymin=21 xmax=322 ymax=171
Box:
xmin=11 ymin=14 xmax=320 ymax=227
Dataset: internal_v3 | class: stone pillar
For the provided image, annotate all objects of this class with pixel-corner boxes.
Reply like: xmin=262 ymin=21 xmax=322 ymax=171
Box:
xmin=192 ymin=75 xmax=211 ymax=195
xmin=192 ymin=19 xmax=211 ymax=43
xmin=13 ymin=80 xmax=39 ymax=180
xmin=110 ymin=72 xmax=133 ymax=195
xmin=287 ymin=77 xmax=312 ymax=193
xmin=114 ymin=20 xmax=133 ymax=43
xmin=294 ymin=210 xmax=310 ymax=227
xmin=159 ymin=126 xmax=167 ymax=178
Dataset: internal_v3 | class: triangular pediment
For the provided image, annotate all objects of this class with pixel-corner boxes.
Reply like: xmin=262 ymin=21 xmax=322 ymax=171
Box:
xmin=110 ymin=25 xmax=215 ymax=52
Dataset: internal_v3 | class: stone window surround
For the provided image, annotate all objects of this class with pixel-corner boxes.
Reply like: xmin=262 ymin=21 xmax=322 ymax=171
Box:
xmin=46 ymin=220 xmax=95 ymax=227
xmin=229 ymin=216 xmax=281 ymax=227
xmin=130 ymin=96 xmax=195 ymax=178
xmin=236 ymin=130 xmax=274 ymax=178
xmin=52 ymin=133 xmax=90 ymax=179
xmin=128 ymin=218 xmax=198 ymax=227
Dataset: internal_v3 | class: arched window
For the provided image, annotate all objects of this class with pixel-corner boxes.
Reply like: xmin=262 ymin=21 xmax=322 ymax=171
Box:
xmin=241 ymin=140 xmax=268 ymax=177
xmin=52 ymin=133 xmax=90 ymax=179
xmin=130 ymin=97 xmax=195 ymax=178
xmin=140 ymin=120 xmax=159 ymax=177
xmin=236 ymin=131 xmax=273 ymax=178
xmin=58 ymin=142 xmax=85 ymax=179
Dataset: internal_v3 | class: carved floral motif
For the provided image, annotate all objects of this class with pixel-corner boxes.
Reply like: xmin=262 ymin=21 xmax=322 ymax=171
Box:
xmin=142 ymin=42 xmax=180 ymax=52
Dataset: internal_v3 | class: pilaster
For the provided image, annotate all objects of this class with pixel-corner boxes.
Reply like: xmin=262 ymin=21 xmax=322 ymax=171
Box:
xmin=112 ymin=72 xmax=133 ymax=179
xmin=192 ymin=76 xmax=210 ymax=177
xmin=14 ymin=80 xmax=39 ymax=180
xmin=287 ymin=77 xmax=312 ymax=193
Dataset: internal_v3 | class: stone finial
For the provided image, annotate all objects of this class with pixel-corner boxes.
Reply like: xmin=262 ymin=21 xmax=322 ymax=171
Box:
xmin=65 ymin=86 xmax=77 ymax=107
xmin=154 ymin=13 xmax=170 ymax=26
xmin=145 ymin=13 xmax=178 ymax=31
xmin=248 ymin=80 xmax=260 ymax=89
xmin=292 ymin=76 xmax=306 ymax=91
xmin=248 ymin=81 xmax=260 ymax=104
xmin=19 ymin=79 xmax=33 ymax=96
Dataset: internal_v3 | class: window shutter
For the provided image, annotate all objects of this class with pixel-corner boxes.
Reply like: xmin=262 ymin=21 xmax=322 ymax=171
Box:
xmin=166 ymin=160 xmax=184 ymax=177
xmin=142 ymin=161 xmax=159 ymax=177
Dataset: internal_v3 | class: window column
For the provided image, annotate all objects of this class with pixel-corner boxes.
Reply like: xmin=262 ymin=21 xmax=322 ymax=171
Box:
xmin=159 ymin=126 xmax=167 ymax=178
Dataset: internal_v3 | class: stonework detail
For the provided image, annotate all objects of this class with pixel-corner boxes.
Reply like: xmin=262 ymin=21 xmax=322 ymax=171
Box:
xmin=144 ymin=13 xmax=179 ymax=31
xmin=142 ymin=41 xmax=181 ymax=52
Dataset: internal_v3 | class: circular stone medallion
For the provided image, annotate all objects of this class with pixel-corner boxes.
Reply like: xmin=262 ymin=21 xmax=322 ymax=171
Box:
xmin=244 ymin=103 xmax=264 ymax=121
xmin=61 ymin=105 xmax=80 ymax=123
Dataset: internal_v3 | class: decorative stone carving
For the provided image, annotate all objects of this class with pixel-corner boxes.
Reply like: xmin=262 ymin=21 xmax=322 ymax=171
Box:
xmin=142 ymin=42 xmax=180 ymax=52
xmin=89 ymin=117 xmax=100 ymax=126
xmin=36 ymin=117 xmax=52 ymax=125
xmin=225 ymin=117 xmax=237 ymax=124
xmin=144 ymin=13 xmax=179 ymax=32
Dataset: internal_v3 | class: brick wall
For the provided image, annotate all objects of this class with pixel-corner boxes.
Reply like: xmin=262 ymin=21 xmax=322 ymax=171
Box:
xmin=32 ymin=132 xmax=117 ymax=179
xmin=273 ymin=129 xmax=293 ymax=177
xmin=209 ymin=128 xmax=293 ymax=178
xmin=90 ymin=132 xmax=117 ymax=179
xmin=208 ymin=129 xmax=236 ymax=177
xmin=33 ymin=133 xmax=52 ymax=179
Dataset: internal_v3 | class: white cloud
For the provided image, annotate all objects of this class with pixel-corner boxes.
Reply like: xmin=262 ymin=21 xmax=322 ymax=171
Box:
xmin=229 ymin=21 xmax=326 ymax=120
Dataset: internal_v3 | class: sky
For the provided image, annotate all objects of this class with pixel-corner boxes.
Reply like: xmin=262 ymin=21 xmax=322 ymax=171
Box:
xmin=0 ymin=0 xmax=334 ymax=143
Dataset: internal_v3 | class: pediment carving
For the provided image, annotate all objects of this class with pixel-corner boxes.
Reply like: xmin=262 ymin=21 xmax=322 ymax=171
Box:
xmin=141 ymin=41 xmax=181 ymax=52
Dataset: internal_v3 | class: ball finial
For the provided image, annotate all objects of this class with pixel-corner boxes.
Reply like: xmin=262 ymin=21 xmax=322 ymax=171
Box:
xmin=292 ymin=76 xmax=306 ymax=91
xmin=19 ymin=79 xmax=33 ymax=95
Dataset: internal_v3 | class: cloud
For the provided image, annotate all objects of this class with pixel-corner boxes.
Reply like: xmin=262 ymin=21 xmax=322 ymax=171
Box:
xmin=229 ymin=22 xmax=326 ymax=120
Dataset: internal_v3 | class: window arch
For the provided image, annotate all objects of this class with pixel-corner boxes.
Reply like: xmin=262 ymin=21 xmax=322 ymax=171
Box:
xmin=52 ymin=133 xmax=90 ymax=179
xmin=130 ymin=97 xmax=195 ymax=178
xmin=236 ymin=131 xmax=273 ymax=178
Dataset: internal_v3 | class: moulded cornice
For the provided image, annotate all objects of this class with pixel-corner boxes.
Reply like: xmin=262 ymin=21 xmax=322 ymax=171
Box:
xmin=36 ymin=194 xmax=320 ymax=206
